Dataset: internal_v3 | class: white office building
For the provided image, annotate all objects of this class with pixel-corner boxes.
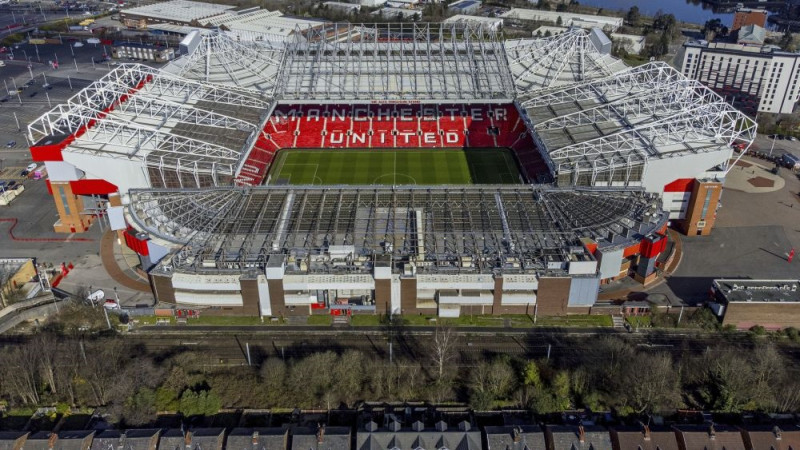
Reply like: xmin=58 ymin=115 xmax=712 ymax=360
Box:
xmin=678 ymin=40 xmax=800 ymax=115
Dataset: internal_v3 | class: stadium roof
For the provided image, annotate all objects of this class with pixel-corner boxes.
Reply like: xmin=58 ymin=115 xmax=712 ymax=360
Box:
xmin=162 ymin=32 xmax=285 ymax=93
xmin=127 ymin=186 xmax=666 ymax=274
xmin=518 ymin=62 xmax=757 ymax=185
xmin=505 ymin=28 xmax=628 ymax=93
xmin=275 ymin=22 xmax=516 ymax=101
xmin=28 ymin=64 xmax=269 ymax=190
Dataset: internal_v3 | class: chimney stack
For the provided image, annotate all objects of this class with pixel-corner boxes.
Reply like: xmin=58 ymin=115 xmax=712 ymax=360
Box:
xmin=47 ymin=433 xmax=57 ymax=450
xmin=642 ymin=423 xmax=651 ymax=441
xmin=317 ymin=424 xmax=325 ymax=444
xmin=184 ymin=432 xmax=192 ymax=448
xmin=512 ymin=427 xmax=521 ymax=443
xmin=774 ymin=426 xmax=782 ymax=440
xmin=578 ymin=425 xmax=585 ymax=443
xmin=252 ymin=431 xmax=260 ymax=446
xmin=709 ymin=424 xmax=716 ymax=441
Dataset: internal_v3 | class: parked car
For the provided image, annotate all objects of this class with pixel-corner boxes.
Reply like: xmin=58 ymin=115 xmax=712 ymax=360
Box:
xmin=789 ymin=136 xmax=797 ymax=142
xmin=19 ymin=169 xmax=29 ymax=177
xmin=26 ymin=163 xmax=37 ymax=171
xmin=781 ymin=153 xmax=800 ymax=169
xmin=5 ymin=140 xmax=15 ymax=148
xmin=28 ymin=91 xmax=37 ymax=98
xmin=7 ymin=181 xmax=17 ymax=188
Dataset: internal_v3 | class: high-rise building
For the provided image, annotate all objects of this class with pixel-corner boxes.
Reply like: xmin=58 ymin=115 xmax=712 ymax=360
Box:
xmin=678 ymin=40 xmax=800 ymax=115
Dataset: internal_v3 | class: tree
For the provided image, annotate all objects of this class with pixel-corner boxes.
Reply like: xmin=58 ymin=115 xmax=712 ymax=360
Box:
xmin=621 ymin=352 xmax=681 ymax=415
xmin=469 ymin=358 xmax=516 ymax=409
xmin=430 ymin=324 xmax=458 ymax=380
xmin=555 ymin=15 xmax=563 ymax=27
xmin=0 ymin=345 xmax=41 ymax=404
xmin=178 ymin=389 xmax=221 ymax=417
xmin=625 ymin=6 xmax=640 ymax=27
xmin=155 ymin=386 xmax=179 ymax=412
xmin=702 ymin=18 xmax=728 ymax=41
xmin=259 ymin=358 xmax=288 ymax=407
xmin=124 ymin=388 xmax=157 ymax=426
xmin=780 ymin=29 xmax=796 ymax=52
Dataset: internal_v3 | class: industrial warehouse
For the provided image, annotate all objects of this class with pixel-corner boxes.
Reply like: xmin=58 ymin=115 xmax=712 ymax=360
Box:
xmin=26 ymin=24 xmax=756 ymax=318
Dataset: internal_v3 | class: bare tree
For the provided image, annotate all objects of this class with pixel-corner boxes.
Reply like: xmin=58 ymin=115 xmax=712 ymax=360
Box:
xmin=0 ymin=345 xmax=41 ymax=404
xmin=430 ymin=323 xmax=458 ymax=380
xmin=33 ymin=333 xmax=61 ymax=396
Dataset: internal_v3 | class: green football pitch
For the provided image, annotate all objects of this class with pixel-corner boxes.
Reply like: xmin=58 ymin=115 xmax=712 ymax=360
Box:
xmin=267 ymin=148 xmax=522 ymax=185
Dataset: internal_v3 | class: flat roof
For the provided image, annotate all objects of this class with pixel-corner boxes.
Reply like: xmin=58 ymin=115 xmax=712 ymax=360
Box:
xmin=714 ymin=279 xmax=800 ymax=303
xmin=449 ymin=0 xmax=480 ymax=8
xmin=443 ymin=14 xmax=502 ymax=25
xmin=501 ymin=8 xmax=623 ymax=27
xmin=121 ymin=0 xmax=234 ymax=22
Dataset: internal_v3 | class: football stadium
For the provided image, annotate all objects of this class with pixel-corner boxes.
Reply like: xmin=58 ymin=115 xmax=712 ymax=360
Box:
xmin=28 ymin=24 xmax=757 ymax=317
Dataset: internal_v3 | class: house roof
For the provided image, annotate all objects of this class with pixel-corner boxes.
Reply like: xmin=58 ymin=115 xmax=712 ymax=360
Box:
xmin=610 ymin=426 xmax=678 ymax=450
xmin=157 ymin=430 xmax=186 ymax=450
xmin=26 ymin=432 xmax=57 ymax=450
xmin=673 ymin=425 xmax=746 ymax=450
xmin=226 ymin=428 xmax=287 ymax=450
xmin=356 ymin=422 xmax=482 ymax=450
xmin=290 ymin=427 xmax=350 ymax=450
xmin=737 ymin=24 xmax=766 ymax=45
xmin=55 ymin=431 xmax=95 ymax=450
xmin=123 ymin=429 xmax=162 ymax=450
xmin=0 ymin=432 xmax=29 ymax=450
xmin=188 ymin=429 xmax=225 ymax=450
xmin=90 ymin=430 xmax=123 ymax=450
xmin=741 ymin=425 xmax=800 ymax=450
xmin=484 ymin=425 xmax=546 ymax=450
xmin=545 ymin=425 xmax=611 ymax=450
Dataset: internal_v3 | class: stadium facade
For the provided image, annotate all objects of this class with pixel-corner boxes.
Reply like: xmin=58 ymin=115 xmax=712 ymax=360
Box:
xmin=28 ymin=24 xmax=756 ymax=317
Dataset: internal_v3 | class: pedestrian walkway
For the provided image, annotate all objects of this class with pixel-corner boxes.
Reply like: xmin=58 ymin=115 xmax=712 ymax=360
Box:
xmin=725 ymin=158 xmax=785 ymax=193
xmin=99 ymin=231 xmax=151 ymax=292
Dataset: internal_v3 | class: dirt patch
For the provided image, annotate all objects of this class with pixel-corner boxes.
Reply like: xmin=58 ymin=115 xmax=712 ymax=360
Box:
xmin=729 ymin=159 xmax=753 ymax=168
xmin=748 ymin=176 xmax=775 ymax=188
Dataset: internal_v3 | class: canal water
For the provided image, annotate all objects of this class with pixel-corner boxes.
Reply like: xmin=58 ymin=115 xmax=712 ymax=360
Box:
xmin=575 ymin=0 xmax=738 ymax=25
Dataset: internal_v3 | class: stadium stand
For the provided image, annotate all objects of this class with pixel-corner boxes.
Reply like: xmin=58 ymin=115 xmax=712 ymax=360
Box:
xmin=235 ymin=102 xmax=539 ymax=185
